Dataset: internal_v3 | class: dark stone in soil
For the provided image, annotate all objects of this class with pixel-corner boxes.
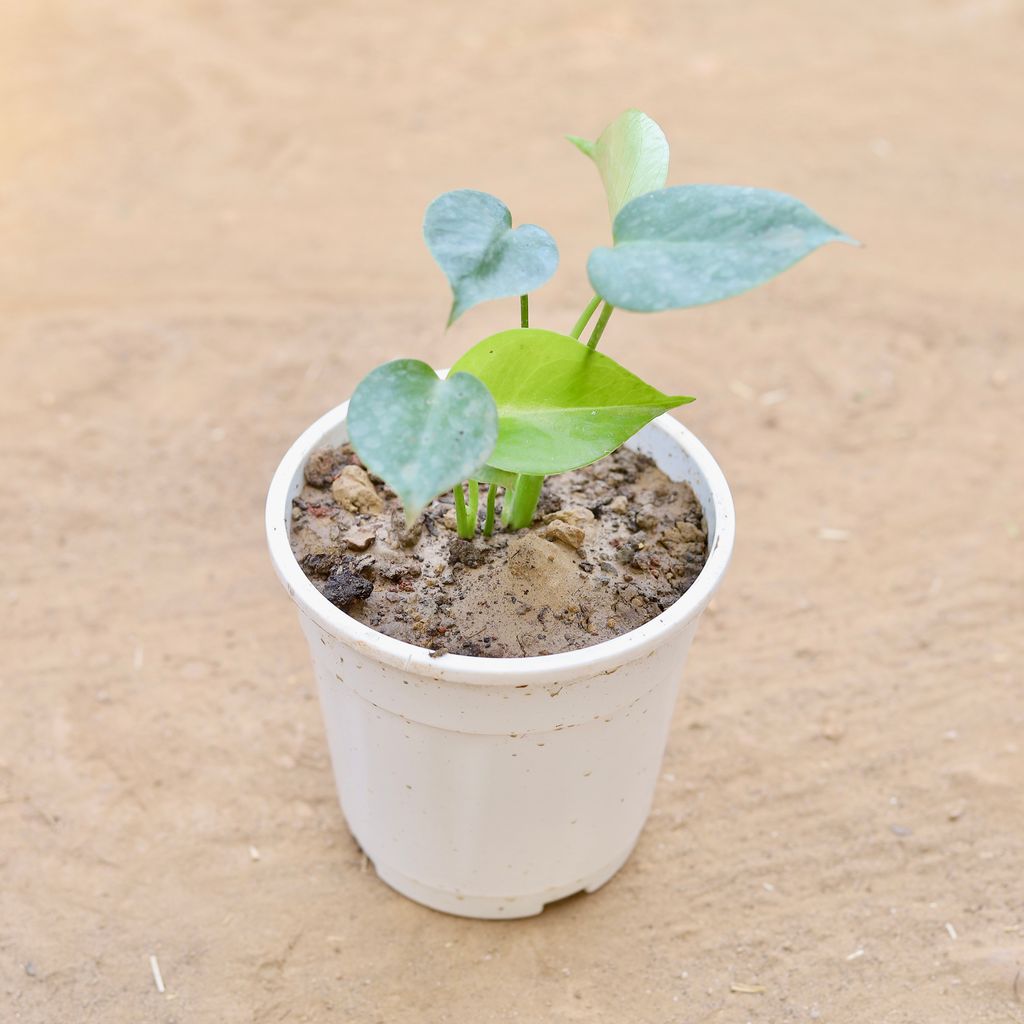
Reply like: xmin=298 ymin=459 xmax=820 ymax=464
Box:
xmin=300 ymin=552 xmax=336 ymax=578
xmin=323 ymin=563 xmax=373 ymax=608
xmin=448 ymin=538 xmax=484 ymax=568
xmin=304 ymin=444 xmax=354 ymax=488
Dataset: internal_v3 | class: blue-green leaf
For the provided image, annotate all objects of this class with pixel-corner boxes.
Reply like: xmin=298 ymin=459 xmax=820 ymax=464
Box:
xmin=588 ymin=185 xmax=857 ymax=312
xmin=423 ymin=190 xmax=559 ymax=324
xmin=568 ymin=109 xmax=669 ymax=223
xmin=347 ymin=360 xmax=498 ymax=524
xmin=451 ymin=328 xmax=692 ymax=476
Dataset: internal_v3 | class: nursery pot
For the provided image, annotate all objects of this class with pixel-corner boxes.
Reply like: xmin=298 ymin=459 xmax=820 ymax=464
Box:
xmin=266 ymin=394 xmax=734 ymax=919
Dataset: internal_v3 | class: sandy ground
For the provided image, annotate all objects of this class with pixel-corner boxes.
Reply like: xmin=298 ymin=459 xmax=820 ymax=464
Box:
xmin=1 ymin=2 xmax=1022 ymax=1022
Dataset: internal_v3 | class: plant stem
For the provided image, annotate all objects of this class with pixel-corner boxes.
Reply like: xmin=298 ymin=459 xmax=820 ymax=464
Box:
xmin=520 ymin=294 xmax=529 ymax=328
xmin=453 ymin=483 xmax=474 ymax=540
xmin=468 ymin=479 xmax=479 ymax=526
xmin=506 ymin=474 xmax=544 ymax=530
xmin=586 ymin=302 xmax=614 ymax=350
xmin=483 ymin=485 xmax=496 ymax=536
xmin=570 ymin=295 xmax=602 ymax=339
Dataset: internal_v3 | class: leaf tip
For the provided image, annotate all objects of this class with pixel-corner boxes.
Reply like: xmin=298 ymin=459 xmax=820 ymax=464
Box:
xmin=566 ymin=134 xmax=596 ymax=159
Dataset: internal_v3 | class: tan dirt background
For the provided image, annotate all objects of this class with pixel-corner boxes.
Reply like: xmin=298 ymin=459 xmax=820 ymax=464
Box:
xmin=1 ymin=2 xmax=1022 ymax=1021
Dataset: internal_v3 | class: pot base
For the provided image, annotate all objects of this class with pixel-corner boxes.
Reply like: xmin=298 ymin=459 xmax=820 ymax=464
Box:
xmin=370 ymin=844 xmax=636 ymax=920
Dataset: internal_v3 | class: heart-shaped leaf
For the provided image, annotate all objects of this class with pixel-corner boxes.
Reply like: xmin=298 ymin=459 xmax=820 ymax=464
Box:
xmin=568 ymin=109 xmax=669 ymax=224
xmin=347 ymin=360 xmax=498 ymax=524
xmin=423 ymin=190 xmax=559 ymax=325
xmin=450 ymin=328 xmax=692 ymax=476
xmin=588 ymin=185 xmax=857 ymax=312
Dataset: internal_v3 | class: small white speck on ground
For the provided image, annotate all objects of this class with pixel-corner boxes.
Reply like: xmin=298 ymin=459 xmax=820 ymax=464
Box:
xmin=947 ymin=800 xmax=967 ymax=821
xmin=149 ymin=954 xmax=165 ymax=993
xmin=729 ymin=380 xmax=755 ymax=400
xmin=730 ymin=982 xmax=765 ymax=994
xmin=249 ymin=845 xmax=260 ymax=861
xmin=945 ymin=922 xmax=958 ymax=940
xmin=846 ymin=949 xmax=865 ymax=961
xmin=819 ymin=527 xmax=850 ymax=542
xmin=759 ymin=388 xmax=787 ymax=406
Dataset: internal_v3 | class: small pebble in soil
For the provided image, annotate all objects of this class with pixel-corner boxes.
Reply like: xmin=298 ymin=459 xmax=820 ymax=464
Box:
xmin=323 ymin=562 xmax=373 ymax=609
xmin=331 ymin=465 xmax=384 ymax=514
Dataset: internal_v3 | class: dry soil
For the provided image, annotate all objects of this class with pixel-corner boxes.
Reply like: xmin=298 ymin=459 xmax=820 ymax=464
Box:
xmin=1 ymin=3 xmax=1022 ymax=1023
xmin=290 ymin=444 xmax=707 ymax=657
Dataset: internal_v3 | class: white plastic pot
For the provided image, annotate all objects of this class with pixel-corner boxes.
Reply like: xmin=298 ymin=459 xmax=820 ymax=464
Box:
xmin=266 ymin=396 xmax=734 ymax=919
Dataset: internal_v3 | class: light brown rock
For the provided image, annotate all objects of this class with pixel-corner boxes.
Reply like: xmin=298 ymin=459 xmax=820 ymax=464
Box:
xmin=540 ymin=520 xmax=587 ymax=551
xmin=331 ymin=465 xmax=383 ymax=514
xmin=343 ymin=527 xmax=376 ymax=551
xmin=543 ymin=506 xmax=595 ymax=529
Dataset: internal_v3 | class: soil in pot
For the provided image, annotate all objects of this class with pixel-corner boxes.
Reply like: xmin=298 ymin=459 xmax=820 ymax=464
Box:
xmin=290 ymin=444 xmax=708 ymax=658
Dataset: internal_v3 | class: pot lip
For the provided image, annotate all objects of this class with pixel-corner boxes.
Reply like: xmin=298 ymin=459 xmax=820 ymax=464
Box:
xmin=266 ymin=399 xmax=735 ymax=686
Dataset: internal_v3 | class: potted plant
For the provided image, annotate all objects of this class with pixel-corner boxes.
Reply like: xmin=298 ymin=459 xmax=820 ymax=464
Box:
xmin=266 ymin=110 xmax=854 ymax=918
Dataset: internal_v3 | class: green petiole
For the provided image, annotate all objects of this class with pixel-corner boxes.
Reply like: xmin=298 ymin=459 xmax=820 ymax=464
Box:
xmin=520 ymin=294 xmax=529 ymax=329
xmin=505 ymin=474 xmax=544 ymax=530
xmin=570 ymin=295 xmax=602 ymax=339
xmin=586 ymin=302 xmax=614 ymax=350
xmin=453 ymin=483 xmax=474 ymax=540
xmin=483 ymin=485 xmax=497 ymax=536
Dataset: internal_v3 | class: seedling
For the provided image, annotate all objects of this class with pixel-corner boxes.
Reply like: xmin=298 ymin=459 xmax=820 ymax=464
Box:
xmin=347 ymin=110 xmax=855 ymax=538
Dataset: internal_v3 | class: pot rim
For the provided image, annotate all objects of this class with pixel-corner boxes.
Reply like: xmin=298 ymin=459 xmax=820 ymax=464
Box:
xmin=266 ymin=399 xmax=735 ymax=686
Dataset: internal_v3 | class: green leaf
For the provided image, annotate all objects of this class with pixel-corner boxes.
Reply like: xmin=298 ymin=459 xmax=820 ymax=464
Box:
xmin=588 ymin=185 xmax=857 ymax=312
xmin=423 ymin=190 xmax=559 ymax=324
xmin=470 ymin=464 xmax=519 ymax=489
xmin=568 ymin=109 xmax=669 ymax=223
xmin=450 ymin=329 xmax=692 ymax=476
xmin=347 ymin=360 xmax=498 ymax=524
